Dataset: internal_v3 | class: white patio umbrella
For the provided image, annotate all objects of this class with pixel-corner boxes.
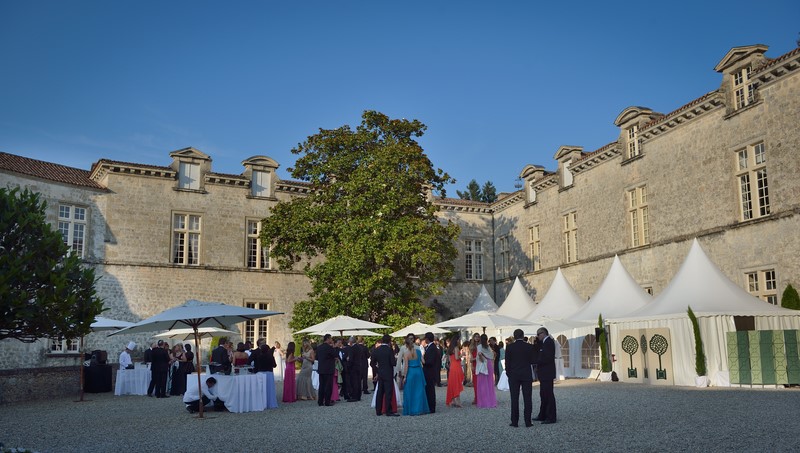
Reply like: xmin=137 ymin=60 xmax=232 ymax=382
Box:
xmin=304 ymin=329 xmax=382 ymax=337
xmin=77 ymin=317 xmax=135 ymax=402
xmin=109 ymin=299 xmax=282 ymax=418
xmin=154 ymin=327 xmax=238 ymax=341
xmin=433 ymin=310 xmax=535 ymax=334
xmin=295 ymin=315 xmax=389 ymax=336
xmin=391 ymin=322 xmax=451 ymax=337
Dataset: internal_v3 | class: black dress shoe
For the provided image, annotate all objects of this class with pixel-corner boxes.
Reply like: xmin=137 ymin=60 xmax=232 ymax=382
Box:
xmin=542 ymin=420 xmax=556 ymax=424
xmin=525 ymin=423 xmax=534 ymax=428
xmin=386 ymin=412 xmax=400 ymax=417
xmin=325 ymin=402 xmax=335 ymax=406
xmin=509 ymin=423 xmax=518 ymax=428
xmin=532 ymin=417 xmax=545 ymax=421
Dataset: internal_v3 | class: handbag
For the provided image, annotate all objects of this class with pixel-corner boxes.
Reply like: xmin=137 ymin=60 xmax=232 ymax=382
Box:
xmin=496 ymin=371 xmax=509 ymax=391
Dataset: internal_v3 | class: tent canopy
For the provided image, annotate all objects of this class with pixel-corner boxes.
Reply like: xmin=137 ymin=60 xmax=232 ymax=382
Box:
xmin=525 ymin=268 xmax=585 ymax=321
xmin=567 ymin=255 xmax=651 ymax=323
xmin=467 ymin=285 xmax=499 ymax=313
xmin=497 ymin=277 xmax=537 ymax=318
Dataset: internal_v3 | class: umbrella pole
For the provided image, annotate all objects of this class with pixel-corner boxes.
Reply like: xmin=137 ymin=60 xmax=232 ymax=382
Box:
xmin=76 ymin=335 xmax=86 ymax=402
xmin=194 ymin=326 xmax=204 ymax=419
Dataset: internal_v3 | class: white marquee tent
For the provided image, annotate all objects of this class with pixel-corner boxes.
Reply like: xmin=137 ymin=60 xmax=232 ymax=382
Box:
xmin=497 ymin=277 xmax=538 ymax=318
xmin=608 ymin=239 xmax=800 ymax=386
xmin=467 ymin=285 xmax=499 ymax=313
xmin=567 ymin=255 xmax=652 ymax=323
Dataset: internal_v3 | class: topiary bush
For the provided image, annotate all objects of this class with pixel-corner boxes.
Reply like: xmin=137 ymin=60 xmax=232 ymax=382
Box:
xmin=688 ymin=306 xmax=706 ymax=376
xmin=598 ymin=314 xmax=611 ymax=373
xmin=782 ymin=284 xmax=800 ymax=310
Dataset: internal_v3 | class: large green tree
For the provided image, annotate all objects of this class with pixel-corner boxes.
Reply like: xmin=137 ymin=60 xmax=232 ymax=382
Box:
xmin=0 ymin=187 xmax=104 ymax=343
xmin=456 ymin=179 xmax=498 ymax=203
xmin=260 ymin=111 xmax=460 ymax=331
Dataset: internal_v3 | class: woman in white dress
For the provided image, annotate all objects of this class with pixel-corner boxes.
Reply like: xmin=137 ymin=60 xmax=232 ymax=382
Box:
xmin=273 ymin=341 xmax=285 ymax=382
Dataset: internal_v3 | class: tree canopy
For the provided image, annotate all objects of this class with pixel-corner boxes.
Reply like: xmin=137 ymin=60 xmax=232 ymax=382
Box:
xmin=456 ymin=179 xmax=497 ymax=203
xmin=260 ymin=111 xmax=460 ymax=332
xmin=0 ymin=187 xmax=104 ymax=343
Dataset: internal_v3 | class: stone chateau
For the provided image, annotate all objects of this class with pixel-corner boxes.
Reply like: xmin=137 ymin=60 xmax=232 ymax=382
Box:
xmin=1 ymin=43 xmax=799 ymax=389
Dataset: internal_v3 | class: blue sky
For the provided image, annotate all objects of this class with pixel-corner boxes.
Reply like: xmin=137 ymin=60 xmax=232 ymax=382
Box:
xmin=1 ymin=1 xmax=798 ymax=195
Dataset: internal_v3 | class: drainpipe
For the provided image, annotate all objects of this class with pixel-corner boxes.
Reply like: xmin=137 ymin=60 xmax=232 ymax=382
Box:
xmin=491 ymin=213 xmax=497 ymax=302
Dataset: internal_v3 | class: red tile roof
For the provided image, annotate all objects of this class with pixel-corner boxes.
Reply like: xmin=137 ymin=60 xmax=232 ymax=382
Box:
xmin=0 ymin=152 xmax=106 ymax=190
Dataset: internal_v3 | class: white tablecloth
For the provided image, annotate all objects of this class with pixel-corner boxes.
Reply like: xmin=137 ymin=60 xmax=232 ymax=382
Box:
xmin=186 ymin=373 xmax=267 ymax=413
xmin=115 ymin=368 xmax=150 ymax=396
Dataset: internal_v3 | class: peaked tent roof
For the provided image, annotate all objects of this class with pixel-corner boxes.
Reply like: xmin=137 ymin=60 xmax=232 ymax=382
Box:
xmin=616 ymin=239 xmax=800 ymax=320
xmin=497 ymin=277 xmax=538 ymax=318
xmin=468 ymin=285 xmax=499 ymax=313
xmin=524 ymin=268 xmax=586 ymax=321
xmin=566 ymin=256 xmax=651 ymax=322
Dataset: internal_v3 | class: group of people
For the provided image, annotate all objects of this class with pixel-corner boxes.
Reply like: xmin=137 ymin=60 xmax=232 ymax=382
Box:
xmin=125 ymin=339 xmax=195 ymax=398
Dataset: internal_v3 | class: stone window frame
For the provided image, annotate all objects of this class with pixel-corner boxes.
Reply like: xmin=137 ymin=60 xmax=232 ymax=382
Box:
xmin=498 ymin=235 xmax=510 ymax=278
xmin=171 ymin=211 xmax=202 ymax=266
xmin=528 ymin=224 xmax=541 ymax=272
xmin=735 ymin=141 xmax=770 ymax=221
xmin=464 ymin=239 xmax=484 ymax=281
xmin=251 ymin=170 xmax=272 ymax=198
xmin=245 ymin=218 xmax=271 ymax=270
xmin=242 ymin=300 xmax=272 ymax=345
xmin=562 ymin=211 xmax=578 ymax=264
xmin=744 ymin=268 xmax=778 ymax=305
xmin=177 ymin=161 xmax=201 ymax=191
xmin=626 ymin=125 xmax=640 ymax=159
xmin=58 ymin=203 xmax=87 ymax=258
xmin=627 ymin=185 xmax=650 ymax=248
xmin=733 ymin=66 xmax=757 ymax=111
xmin=49 ymin=337 xmax=79 ymax=355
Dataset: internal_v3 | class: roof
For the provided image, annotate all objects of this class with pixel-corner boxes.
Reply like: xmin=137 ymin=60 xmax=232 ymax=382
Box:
xmin=566 ymin=255 xmax=652 ymax=322
xmin=0 ymin=152 xmax=106 ymax=190
xmin=614 ymin=239 xmax=800 ymax=320
xmin=467 ymin=285 xmax=499 ymax=313
xmin=525 ymin=268 xmax=586 ymax=321
xmin=497 ymin=277 xmax=537 ymax=318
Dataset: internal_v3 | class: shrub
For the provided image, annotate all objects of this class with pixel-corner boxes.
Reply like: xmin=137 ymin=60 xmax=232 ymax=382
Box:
xmin=688 ymin=306 xmax=707 ymax=376
xmin=781 ymin=284 xmax=800 ymax=310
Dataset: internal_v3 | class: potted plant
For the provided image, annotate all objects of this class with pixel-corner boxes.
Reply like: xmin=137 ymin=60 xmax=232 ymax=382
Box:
xmin=598 ymin=314 xmax=613 ymax=381
xmin=688 ymin=306 xmax=709 ymax=387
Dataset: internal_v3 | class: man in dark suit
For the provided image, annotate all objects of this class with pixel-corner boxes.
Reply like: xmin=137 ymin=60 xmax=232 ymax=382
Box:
xmin=337 ymin=338 xmax=350 ymax=401
xmin=346 ymin=336 xmax=361 ymax=401
xmin=422 ymin=332 xmax=441 ymax=413
xmin=210 ymin=337 xmax=232 ymax=375
xmin=535 ymin=327 xmax=557 ymax=424
xmin=151 ymin=340 xmax=170 ymax=398
xmin=144 ymin=343 xmax=156 ymax=397
xmin=359 ymin=337 xmax=371 ymax=394
xmin=371 ymin=334 xmax=398 ymax=416
xmin=316 ymin=334 xmax=337 ymax=406
xmin=505 ymin=329 xmax=536 ymax=427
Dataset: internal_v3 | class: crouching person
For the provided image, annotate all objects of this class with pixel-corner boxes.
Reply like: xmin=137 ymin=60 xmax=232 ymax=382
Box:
xmin=184 ymin=377 xmax=227 ymax=413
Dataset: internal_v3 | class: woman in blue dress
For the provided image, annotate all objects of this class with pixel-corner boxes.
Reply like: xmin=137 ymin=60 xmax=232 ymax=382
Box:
xmin=402 ymin=336 xmax=430 ymax=416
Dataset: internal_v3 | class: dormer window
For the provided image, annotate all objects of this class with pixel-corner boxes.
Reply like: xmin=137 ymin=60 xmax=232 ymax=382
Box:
xmin=733 ymin=67 xmax=756 ymax=110
xmin=251 ymin=170 xmax=272 ymax=198
xmin=178 ymin=162 xmax=200 ymax=190
xmin=527 ymin=182 xmax=536 ymax=203
xmin=626 ymin=125 xmax=640 ymax=159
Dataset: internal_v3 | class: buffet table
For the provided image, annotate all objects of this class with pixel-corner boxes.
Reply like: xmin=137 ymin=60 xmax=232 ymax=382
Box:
xmin=114 ymin=368 xmax=150 ymax=396
xmin=186 ymin=372 xmax=266 ymax=413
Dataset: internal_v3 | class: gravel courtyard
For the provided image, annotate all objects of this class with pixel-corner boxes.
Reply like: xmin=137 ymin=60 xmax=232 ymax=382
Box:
xmin=1 ymin=379 xmax=798 ymax=452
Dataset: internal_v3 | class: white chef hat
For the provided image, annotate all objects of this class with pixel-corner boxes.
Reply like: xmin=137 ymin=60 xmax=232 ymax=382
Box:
xmin=127 ymin=341 xmax=136 ymax=350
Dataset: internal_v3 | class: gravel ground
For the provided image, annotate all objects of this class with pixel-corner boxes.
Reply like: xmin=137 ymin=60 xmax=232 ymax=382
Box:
xmin=1 ymin=379 xmax=799 ymax=453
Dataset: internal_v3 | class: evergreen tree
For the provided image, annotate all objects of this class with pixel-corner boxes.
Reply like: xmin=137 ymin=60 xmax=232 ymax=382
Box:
xmin=456 ymin=179 xmax=482 ymax=201
xmin=480 ymin=181 xmax=497 ymax=203
xmin=782 ymin=284 xmax=800 ymax=310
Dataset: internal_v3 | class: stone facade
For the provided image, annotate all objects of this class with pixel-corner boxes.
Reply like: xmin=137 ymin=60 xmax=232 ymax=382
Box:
xmin=1 ymin=44 xmax=799 ymax=392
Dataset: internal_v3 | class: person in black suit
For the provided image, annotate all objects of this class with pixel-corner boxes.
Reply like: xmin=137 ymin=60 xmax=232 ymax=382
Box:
xmin=534 ymin=327 xmax=557 ymax=424
xmin=372 ymin=334 xmax=398 ymax=416
xmin=338 ymin=338 xmax=350 ymax=401
xmin=316 ymin=334 xmax=337 ymax=406
xmin=144 ymin=343 xmax=156 ymax=397
xmin=346 ymin=336 xmax=361 ymax=401
xmin=505 ymin=329 xmax=536 ymax=427
xmin=151 ymin=340 xmax=171 ymax=398
xmin=210 ymin=337 xmax=232 ymax=374
xmin=359 ymin=337 xmax=371 ymax=394
xmin=422 ymin=332 xmax=441 ymax=413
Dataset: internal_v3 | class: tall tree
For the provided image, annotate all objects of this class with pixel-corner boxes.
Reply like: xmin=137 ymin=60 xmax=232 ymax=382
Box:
xmin=456 ymin=179 xmax=482 ymax=201
xmin=480 ymin=181 xmax=497 ymax=203
xmin=0 ymin=187 xmax=104 ymax=342
xmin=261 ymin=111 xmax=460 ymax=331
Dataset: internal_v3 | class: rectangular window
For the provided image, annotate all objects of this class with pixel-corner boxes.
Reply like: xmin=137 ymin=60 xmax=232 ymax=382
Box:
xmin=627 ymin=186 xmax=650 ymax=247
xmin=246 ymin=220 xmax=270 ymax=269
xmin=735 ymin=142 xmax=769 ymax=221
xmin=178 ymin=162 xmax=201 ymax=190
xmin=243 ymin=302 xmax=270 ymax=345
xmin=498 ymin=236 xmax=509 ymax=278
xmin=50 ymin=338 xmax=79 ymax=354
xmin=626 ymin=125 xmax=640 ymax=159
xmin=172 ymin=213 xmax=201 ymax=265
xmin=562 ymin=212 xmax=577 ymax=263
xmin=745 ymin=269 xmax=778 ymax=305
xmin=58 ymin=204 xmax=87 ymax=258
xmin=529 ymin=225 xmax=541 ymax=272
xmin=465 ymin=240 xmax=483 ymax=280
xmin=251 ymin=170 xmax=272 ymax=198
xmin=733 ymin=67 xmax=756 ymax=110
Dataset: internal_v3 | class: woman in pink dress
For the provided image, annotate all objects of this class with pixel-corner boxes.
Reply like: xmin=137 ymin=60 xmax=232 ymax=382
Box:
xmin=475 ymin=334 xmax=497 ymax=408
xmin=282 ymin=342 xmax=299 ymax=403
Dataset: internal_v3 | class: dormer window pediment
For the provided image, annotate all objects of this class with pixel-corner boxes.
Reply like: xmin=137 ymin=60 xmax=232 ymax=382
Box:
xmin=553 ymin=146 xmax=582 ymax=189
xmin=242 ymin=155 xmax=280 ymax=199
xmin=170 ymin=147 xmax=211 ymax=191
